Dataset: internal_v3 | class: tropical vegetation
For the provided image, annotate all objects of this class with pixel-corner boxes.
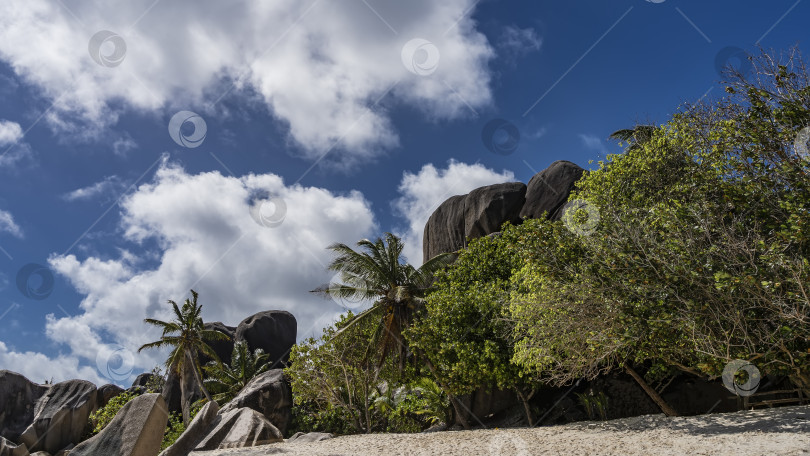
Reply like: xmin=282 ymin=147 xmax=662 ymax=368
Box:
xmin=288 ymin=46 xmax=810 ymax=434
xmin=204 ymin=340 xmax=272 ymax=404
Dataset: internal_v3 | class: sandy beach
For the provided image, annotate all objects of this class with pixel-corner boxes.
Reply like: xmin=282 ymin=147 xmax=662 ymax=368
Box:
xmin=192 ymin=405 xmax=810 ymax=456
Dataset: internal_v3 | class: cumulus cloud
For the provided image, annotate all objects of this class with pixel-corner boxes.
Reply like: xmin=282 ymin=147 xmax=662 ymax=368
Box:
xmin=393 ymin=160 xmax=515 ymax=265
xmin=0 ymin=119 xmax=32 ymax=167
xmin=0 ymin=209 xmax=23 ymax=238
xmin=0 ymin=0 xmax=494 ymax=164
xmin=0 ymin=341 xmax=107 ymax=385
xmin=43 ymin=158 xmax=377 ymax=384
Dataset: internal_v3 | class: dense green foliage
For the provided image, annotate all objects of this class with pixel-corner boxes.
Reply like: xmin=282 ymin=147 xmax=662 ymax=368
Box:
xmin=511 ymin=48 xmax=810 ymax=390
xmin=287 ymin=310 xmax=452 ymax=434
xmin=204 ymin=341 xmax=271 ymax=404
xmin=406 ymin=228 xmax=542 ymax=425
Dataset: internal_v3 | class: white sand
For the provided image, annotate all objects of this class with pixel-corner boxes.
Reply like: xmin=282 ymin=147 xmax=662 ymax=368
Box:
xmin=193 ymin=405 xmax=810 ymax=456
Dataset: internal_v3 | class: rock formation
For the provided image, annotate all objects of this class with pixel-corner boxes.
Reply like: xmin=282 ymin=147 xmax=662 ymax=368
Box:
xmin=193 ymin=408 xmax=282 ymax=451
xmin=287 ymin=431 xmax=333 ymax=443
xmin=158 ymin=401 xmax=220 ymax=456
xmin=18 ymin=380 xmax=97 ymax=454
xmin=423 ymin=161 xmax=585 ymax=262
xmin=423 ymin=182 xmax=526 ymax=262
xmin=70 ymin=393 xmax=168 ymax=456
xmin=97 ymin=384 xmax=125 ymax=409
xmin=200 ymin=322 xmax=237 ymax=367
xmin=233 ymin=311 xmax=297 ymax=369
xmin=520 ymin=160 xmax=585 ymax=220
xmin=0 ymin=436 xmax=27 ymax=456
xmin=0 ymin=371 xmax=49 ymax=444
xmin=218 ymin=369 xmax=292 ymax=435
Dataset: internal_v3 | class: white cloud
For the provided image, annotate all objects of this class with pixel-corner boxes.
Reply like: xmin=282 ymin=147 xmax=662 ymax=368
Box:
xmin=579 ymin=133 xmax=609 ymax=155
xmin=42 ymin=158 xmax=377 ymax=384
xmin=0 ymin=341 xmax=107 ymax=385
xmin=0 ymin=120 xmax=22 ymax=144
xmin=0 ymin=0 xmax=494 ymax=164
xmin=63 ymin=175 xmax=128 ymax=203
xmin=498 ymin=25 xmax=542 ymax=57
xmin=113 ymin=135 xmax=138 ymax=157
xmin=0 ymin=209 xmax=23 ymax=238
xmin=393 ymin=160 xmax=515 ymax=265
xmin=0 ymin=119 xmax=32 ymax=167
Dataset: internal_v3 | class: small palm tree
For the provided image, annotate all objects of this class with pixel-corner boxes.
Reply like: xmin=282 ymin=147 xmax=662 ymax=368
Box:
xmin=203 ymin=340 xmax=271 ymax=404
xmin=138 ymin=289 xmax=229 ymax=425
xmin=609 ymin=124 xmax=657 ymax=151
xmin=312 ymin=232 xmax=455 ymax=372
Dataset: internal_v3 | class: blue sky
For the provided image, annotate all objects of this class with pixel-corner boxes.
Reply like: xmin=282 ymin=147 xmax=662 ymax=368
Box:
xmin=0 ymin=0 xmax=807 ymax=386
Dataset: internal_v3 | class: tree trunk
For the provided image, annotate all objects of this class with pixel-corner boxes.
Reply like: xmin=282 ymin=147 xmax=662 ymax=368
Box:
xmin=419 ymin=351 xmax=471 ymax=430
xmin=516 ymin=389 xmax=534 ymax=427
xmin=448 ymin=394 xmax=472 ymax=430
xmin=188 ymin=350 xmax=213 ymax=403
xmin=179 ymin=364 xmax=193 ymax=426
xmin=625 ymin=365 xmax=679 ymax=417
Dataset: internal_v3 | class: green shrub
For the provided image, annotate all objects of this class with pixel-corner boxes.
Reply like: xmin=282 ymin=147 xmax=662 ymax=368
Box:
xmin=160 ymin=400 xmax=206 ymax=450
xmin=88 ymin=391 xmax=137 ymax=435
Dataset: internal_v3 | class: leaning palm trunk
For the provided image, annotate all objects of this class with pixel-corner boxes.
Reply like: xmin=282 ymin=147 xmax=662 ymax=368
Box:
xmin=179 ymin=361 xmax=196 ymax=425
xmin=179 ymin=351 xmax=213 ymax=425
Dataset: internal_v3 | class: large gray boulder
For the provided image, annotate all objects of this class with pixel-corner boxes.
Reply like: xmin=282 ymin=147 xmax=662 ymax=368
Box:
xmin=70 ymin=393 xmax=168 ymax=456
xmin=464 ymin=182 xmax=527 ymax=238
xmin=520 ymin=160 xmax=585 ymax=221
xmin=421 ymin=194 xmax=467 ymax=264
xmin=19 ymin=380 xmax=97 ymax=454
xmin=158 ymin=401 xmax=220 ymax=456
xmin=0 ymin=371 xmax=49 ymax=443
xmin=234 ymin=311 xmax=297 ymax=369
xmin=194 ymin=408 xmax=282 ymax=451
xmin=200 ymin=322 xmax=236 ymax=367
xmin=160 ymin=372 xmax=183 ymax=416
xmin=131 ymin=373 xmax=157 ymax=389
xmin=97 ymin=384 xmax=125 ymax=409
xmin=423 ymin=182 xmax=526 ymax=262
xmin=218 ymin=370 xmax=292 ymax=435
xmin=0 ymin=436 xmax=28 ymax=456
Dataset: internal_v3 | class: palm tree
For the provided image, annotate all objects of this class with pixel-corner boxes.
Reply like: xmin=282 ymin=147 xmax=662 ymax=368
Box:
xmin=138 ymin=289 xmax=229 ymax=425
xmin=203 ymin=341 xmax=271 ymax=404
xmin=609 ymin=124 xmax=657 ymax=151
xmin=312 ymin=233 xmax=455 ymax=372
